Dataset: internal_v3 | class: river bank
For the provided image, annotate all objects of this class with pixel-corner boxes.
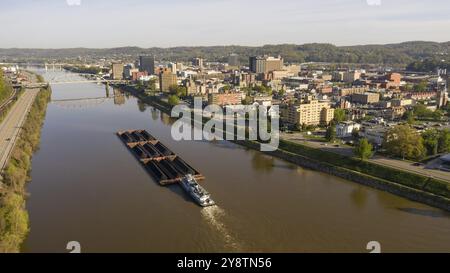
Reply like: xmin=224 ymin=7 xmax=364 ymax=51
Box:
xmin=118 ymin=84 xmax=450 ymax=211
xmin=0 ymin=81 xmax=51 ymax=253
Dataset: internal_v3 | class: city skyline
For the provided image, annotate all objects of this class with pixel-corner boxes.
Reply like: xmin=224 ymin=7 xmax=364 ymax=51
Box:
xmin=0 ymin=0 xmax=449 ymax=48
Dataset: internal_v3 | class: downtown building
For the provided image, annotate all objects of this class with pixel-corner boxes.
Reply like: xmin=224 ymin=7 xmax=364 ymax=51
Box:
xmin=123 ymin=64 xmax=139 ymax=79
xmin=249 ymin=55 xmax=284 ymax=74
xmin=111 ymin=63 xmax=124 ymax=80
xmin=139 ymin=55 xmax=155 ymax=75
xmin=157 ymin=68 xmax=178 ymax=92
xmin=192 ymin=58 xmax=204 ymax=69
xmin=351 ymin=92 xmax=380 ymax=105
xmin=283 ymin=96 xmax=335 ymax=126
xmin=208 ymin=92 xmax=243 ymax=106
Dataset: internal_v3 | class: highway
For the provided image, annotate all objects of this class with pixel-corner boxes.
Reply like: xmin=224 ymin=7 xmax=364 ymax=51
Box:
xmin=0 ymin=78 xmax=39 ymax=184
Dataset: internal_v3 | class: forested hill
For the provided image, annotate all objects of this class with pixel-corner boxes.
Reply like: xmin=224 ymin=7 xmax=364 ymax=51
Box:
xmin=0 ymin=41 xmax=449 ymax=67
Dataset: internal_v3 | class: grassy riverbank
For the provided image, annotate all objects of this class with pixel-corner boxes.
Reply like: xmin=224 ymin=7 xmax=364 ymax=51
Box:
xmin=0 ymin=85 xmax=51 ymax=253
xmin=120 ymin=85 xmax=450 ymax=210
xmin=278 ymin=140 xmax=449 ymax=199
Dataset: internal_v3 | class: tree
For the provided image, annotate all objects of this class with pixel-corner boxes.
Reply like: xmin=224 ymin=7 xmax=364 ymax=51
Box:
xmin=168 ymin=84 xmax=178 ymax=94
xmin=413 ymin=104 xmax=433 ymax=118
xmin=443 ymin=103 xmax=450 ymax=113
xmin=438 ymin=129 xmax=450 ymax=153
xmin=422 ymin=129 xmax=450 ymax=154
xmin=404 ymin=84 xmax=414 ymax=91
xmin=432 ymin=110 xmax=444 ymax=121
xmin=254 ymin=85 xmax=272 ymax=96
xmin=221 ymin=85 xmax=231 ymax=92
xmin=354 ymin=138 xmax=373 ymax=160
xmin=145 ymin=79 xmax=157 ymax=91
xmin=169 ymin=85 xmax=187 ymax=97
xmin=422 ymin=129 xmax=440 ymax=156
xmin=413 ymin=80 xmax=428 ymax=92
xmin=136 ymin=81 xmax=145 ymax=91
xmin=168 ymin=95 xmax=180 ymax=106
xmin=325 ymin=125 xmax=336 ymax=142
xmin=242 ymin=96 xmax=253 ymax=105
xmin=404 ymin=110 xmax=415 ymax=124
xmin=241 ymin=87 xmax=252 ymax=96
xmin=334 ymin=108 xmax=346 ymax=123
xmin=383 ymin=125 xmax=426 ymax=160
xmin=407 ymin=57 xmax=450 ymax=73
xmin=351 ymin=128 xmax=360 ymax=140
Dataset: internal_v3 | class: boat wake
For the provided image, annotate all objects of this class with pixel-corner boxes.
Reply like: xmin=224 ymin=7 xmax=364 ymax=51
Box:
xmin=201 ymin=206 xmax=244 ymax=251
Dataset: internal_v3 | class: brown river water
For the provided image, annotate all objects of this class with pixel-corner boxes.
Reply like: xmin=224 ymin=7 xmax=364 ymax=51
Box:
xmin=22 ymin=70 xmax=450 ymax=253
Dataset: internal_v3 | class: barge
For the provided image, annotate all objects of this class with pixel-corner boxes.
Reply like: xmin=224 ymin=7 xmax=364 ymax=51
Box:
xmin=117 ymin=130 xmax=215 ymax=207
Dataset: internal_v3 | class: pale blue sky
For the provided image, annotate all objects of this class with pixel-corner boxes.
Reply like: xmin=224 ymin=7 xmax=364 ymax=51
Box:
xmin=0 ymin=0 xmax=449 ymax=48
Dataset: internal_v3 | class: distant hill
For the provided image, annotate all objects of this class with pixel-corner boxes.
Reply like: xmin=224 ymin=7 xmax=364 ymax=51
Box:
xmin=1 ymin=41 xmax=449 ymax=68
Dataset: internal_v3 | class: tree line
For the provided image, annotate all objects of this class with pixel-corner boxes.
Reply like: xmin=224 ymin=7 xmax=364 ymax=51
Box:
xmin=1 ymin=41 xmax=449 ymax=66
xmin=0 ymin=85 xmax=52 ymax=253
xmin=0 ymin=70 xmax=13 ymax=105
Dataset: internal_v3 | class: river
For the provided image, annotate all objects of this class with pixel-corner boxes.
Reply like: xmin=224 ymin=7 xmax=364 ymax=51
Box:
xmin=22 ymin=70 xmax=450 ymax=253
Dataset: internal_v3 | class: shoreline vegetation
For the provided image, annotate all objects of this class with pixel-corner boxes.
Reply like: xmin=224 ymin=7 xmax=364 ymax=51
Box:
xmin=0 ymin=70 xmax=20 ymax=124
xmin=0 ymin=75 xmax=51 ymax=253
xmin=0 ymin=92 xmax=21 ymax=124
xmin=0 ymin=71 xmax=14 ymax=105
xmin=119 ymin=84 xmax=450 ymax=211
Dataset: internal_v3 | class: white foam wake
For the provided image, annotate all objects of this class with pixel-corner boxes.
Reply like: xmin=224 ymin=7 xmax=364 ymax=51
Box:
xmin=200 ymin=206 xmax=244 ymax=251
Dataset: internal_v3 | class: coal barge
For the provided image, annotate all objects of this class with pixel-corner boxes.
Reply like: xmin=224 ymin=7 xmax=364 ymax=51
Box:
xmin=117 ymin=130 xmax=215 ymax=207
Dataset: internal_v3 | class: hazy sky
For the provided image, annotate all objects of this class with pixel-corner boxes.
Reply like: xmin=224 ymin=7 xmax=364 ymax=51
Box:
xmin=0 ymin=0 xmax=449 ymax=48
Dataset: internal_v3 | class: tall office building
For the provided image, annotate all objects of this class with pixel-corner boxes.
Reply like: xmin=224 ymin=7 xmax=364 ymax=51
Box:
xmin=168 ymin=62 xmax=177 ymax=74
xmin=343 ymin=70 xmax=362 ymax=83
xmin=437 ymin=89 xmax=448 ymax=108
xmin=139 ymin=55 xmax=155 ymax=75
xmin=176 ymin=62 xmax=184 ymax=71
xmin=228 ymin=54 xmax=240 ymax=67
xmin=437 ymin=68 xmax=448 ymax=108
xmin=437 ymin=68 xmax=449 ymax=90
xmin=123 ymin=64 xmax=139 ymax=79
xmin=111 ymin=63 xmax=124 ymax=80
xmin=249 ymin=56 xmax=266 ymax=74
xmin=158 ymin=68 xmax=178 ymax=92
xmin=265 ymin=56 xmax=283 ymax=73
xmin=249 ymin=55 xmax=283 ymax=74
xmin=192 ymin=58 xmax=204 ymax=69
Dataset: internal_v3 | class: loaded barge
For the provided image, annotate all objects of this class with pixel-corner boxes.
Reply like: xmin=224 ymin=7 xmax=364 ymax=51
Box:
xmin=117 ymin=130 xmax=215 ymax=207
